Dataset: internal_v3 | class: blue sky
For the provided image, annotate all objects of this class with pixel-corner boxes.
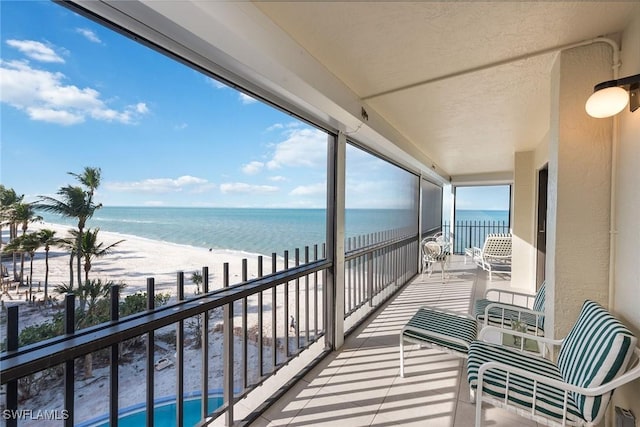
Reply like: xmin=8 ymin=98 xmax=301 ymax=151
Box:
xmin=455 ymin=185 xmax=510 ymax=211
xmin=0 ymin=1 xmax=502 ymax=212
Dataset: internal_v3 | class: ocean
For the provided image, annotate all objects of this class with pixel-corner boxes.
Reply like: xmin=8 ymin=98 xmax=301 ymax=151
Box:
xmin=453 ymin=209 xmax=509 ymax=223
xmin=38 ymin=207 xmax=508 ymax=256
xmin=38 ymin=207 xmax=416 ymax=256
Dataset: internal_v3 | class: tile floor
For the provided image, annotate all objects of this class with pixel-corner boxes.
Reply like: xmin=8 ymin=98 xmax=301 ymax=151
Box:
xmin=250 ymin=256 xmax=536 ymax=426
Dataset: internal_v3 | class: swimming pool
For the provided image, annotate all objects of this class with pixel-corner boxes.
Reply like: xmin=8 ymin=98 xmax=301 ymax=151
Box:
xmin=78 ymin=394 xmax=224 ymax=427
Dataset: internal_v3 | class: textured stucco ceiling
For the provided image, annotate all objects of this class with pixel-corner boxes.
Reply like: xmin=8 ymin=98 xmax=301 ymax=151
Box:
xmin=254 ymin=1 xmax=639 ymax=177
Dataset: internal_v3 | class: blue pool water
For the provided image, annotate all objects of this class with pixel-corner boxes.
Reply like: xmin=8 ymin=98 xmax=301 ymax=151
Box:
xmin=80 ymin=395 xmax=224 ymax=427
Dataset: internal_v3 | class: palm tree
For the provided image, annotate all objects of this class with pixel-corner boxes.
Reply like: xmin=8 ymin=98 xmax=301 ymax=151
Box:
xmin=7 ymin=203 xmax=42 ymax=286
xmin=37 ymin=185 xmax=101 ymax=288
xmin=2 ymin=237 xmax=23 ymax=292
xmin=2 ymin=232 xmax=40 ymax=294
xmin=72 ymin=228 xmax=124 ymax=283
xmin=69 ymin=167 xmax=101 ymax=200
xmin=21 ymin=233 xmax=42 ymax=293
xmin=36 ymin=229 xmax=64 ymax=300
xmin=0 ymin=186 xmax=25 ymax=280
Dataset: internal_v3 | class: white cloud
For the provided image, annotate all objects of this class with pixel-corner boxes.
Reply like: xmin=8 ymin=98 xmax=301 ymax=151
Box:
xmin=289 ymin=183 xmax=325 ymax=196
xmin=6 ymin=39 xmax=64 ymax=63
xmin=266 ymin=123 xmax=283 ymax=132
xmin=105 ymin=175 xmax=213 ymax=193
xmin=0 ymin=59 xmax=150 ymax=125
xmin=219 ymin=182 xmax=278 ymax=194
xmin=135 ymin=102 xmax=148 ymax=114
xmin=76 ymin=28 xmax=101 ymax=44
xmin=239 ymin=92 xmax=257 ymax=105
xmin=206 ymin=77 xmax=227 ymax=89
xmin=174 ymin=122 xmax=188 ymax=130
xmin=26 ymin=107 xmax=84 ymax=125
xmin=269 ymin=175 xmax=287 ymax=182
xmin=242 ymin=161 xmax=264 ymax=175
xmin=267 ymin=127 xmax=327 ymax=169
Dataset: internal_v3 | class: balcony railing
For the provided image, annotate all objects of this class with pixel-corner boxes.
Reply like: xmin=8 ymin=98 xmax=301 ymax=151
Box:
xmin=1 ymin=230 xmax=418 ymax=427
xmin=442 ymin=220 xmax=510 ymax=254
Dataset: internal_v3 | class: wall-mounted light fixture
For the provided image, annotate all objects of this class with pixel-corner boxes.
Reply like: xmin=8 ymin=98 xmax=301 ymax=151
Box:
xmin=585 ymin=73 xmax=640 ymax=118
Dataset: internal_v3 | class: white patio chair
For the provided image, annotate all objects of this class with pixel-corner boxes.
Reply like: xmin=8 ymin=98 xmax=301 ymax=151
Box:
xmin=473 ymin=234 xmax=512 ymax=281
xmin=468 ymin=300 xmax=640 ymax=427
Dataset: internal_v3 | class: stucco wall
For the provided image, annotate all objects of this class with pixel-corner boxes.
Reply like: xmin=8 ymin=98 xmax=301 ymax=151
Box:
xmin=612 ymin=6 xmax=640 ymax=419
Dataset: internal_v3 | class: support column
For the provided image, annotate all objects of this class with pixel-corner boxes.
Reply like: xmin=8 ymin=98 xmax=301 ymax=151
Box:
xmin=547 ymin=43 xmax=613 ymax=338
xmin=326 ymin=131 xmax=346 ymax=350
xmin=511 ymin=151 xmax=536 ymax=292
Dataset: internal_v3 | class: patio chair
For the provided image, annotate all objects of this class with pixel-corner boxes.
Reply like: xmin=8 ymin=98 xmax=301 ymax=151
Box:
xmin=467 ymin=299 xmax=640 ymax=427
xmin=474 ymin=281 xmax=546 ymax=336
xmin=421 ymin=239 xmax=448 ymax=282
xmin=473 ymin=233 xmax=512 ymax=281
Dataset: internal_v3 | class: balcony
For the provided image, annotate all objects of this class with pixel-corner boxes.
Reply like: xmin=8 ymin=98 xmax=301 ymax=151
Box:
xmin=248 ymin=255 xmax=529 ymax=427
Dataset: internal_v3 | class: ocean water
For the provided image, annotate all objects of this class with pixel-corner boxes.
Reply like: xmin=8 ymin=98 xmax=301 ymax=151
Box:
xmin=454 ymin=209 xmax=509 ymax=223
xmin=37 ymin=207 xmax=507 ymax=256
xmin=38 ymin=207 xmax=416 ymax=256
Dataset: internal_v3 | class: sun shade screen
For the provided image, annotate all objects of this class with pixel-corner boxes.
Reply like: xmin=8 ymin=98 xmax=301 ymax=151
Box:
xmin=421 ymin=179 xmax=443 ymax=234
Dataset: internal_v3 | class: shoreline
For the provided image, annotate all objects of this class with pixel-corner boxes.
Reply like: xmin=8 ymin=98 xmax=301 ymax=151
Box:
xmin=1 ymin=222 xmax=318 ymax=426
xmin=1 ymin=222 xmax=287 ymax=307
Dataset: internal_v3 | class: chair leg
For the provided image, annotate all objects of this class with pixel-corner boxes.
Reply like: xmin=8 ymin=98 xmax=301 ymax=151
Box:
xmin=475 ymin=386 xmax=483 ymax=427
xmin=399 ymin=335 xmax=405 ymax=377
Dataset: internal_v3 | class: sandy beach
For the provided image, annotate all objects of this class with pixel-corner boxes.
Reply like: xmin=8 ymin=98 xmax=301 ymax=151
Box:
xmin=1 ymin=222 xmax=319 ymax=426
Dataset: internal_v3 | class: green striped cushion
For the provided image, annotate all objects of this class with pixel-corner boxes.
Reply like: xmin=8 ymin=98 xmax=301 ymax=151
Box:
xmin=467 ymin=341 xmax=584 ymax=423
xmin=557 ymin=300 xmax=637 ymax=423
xmin=402 ymin=308 xmax=477 ymax=354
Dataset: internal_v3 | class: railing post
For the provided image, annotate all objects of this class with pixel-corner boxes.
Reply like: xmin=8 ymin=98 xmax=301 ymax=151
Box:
xmin=257 ymin=257 xmax=264 ymax=377
xmin=110 ymin=284 xmax=120 ymax=427
xmin=6 ymin=306 xmax=18 ymax=427
xmin=271 ymin=253 xmax=277 ymax=370
xmin=64 ymin=293 xmax=75 ymax=427
xmin=367 ymin=252 xmax=374 ymax=307
xmin=176 ymin=272 xmax=185 ymax=427
xmin=223 ymin=263 xmax=234 ymax=426
xmin=146 ymin=278 xmax=155 ymax=427
xmin=242 ymin=259 xmax=248 ymax=389
xmin=201 ymin=266 xmax=209 ymax=421
xmin=284 ymin=251 xmax=289 ymax=357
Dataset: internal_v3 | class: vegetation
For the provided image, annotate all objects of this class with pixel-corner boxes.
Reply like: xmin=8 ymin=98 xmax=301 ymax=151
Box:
xmin=35 ymin=229 xmax=66 ymax=300
xmin=9 ymin=282 xmax=170 ymax=399
xmin=36 ymin=167 xmax=103 ymax=288
xmin=0 ymin=185 xmax=25 ymax=281
xmin=0 ymin=170 xmax=189 ymax=399
xmin=69 ymin=228 xmax=124 ymax=284
xmin=3 ymin=202 xmax=42 ymax=286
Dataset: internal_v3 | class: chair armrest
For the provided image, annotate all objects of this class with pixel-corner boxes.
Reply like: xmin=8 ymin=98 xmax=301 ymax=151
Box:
xmin=484 ymin=288 xmax=536 ymax=307
xmin=478 ymin=325 xmax=561 ymax=347
xmin=482 ymin=302 xmax=544 ymax=330
xmin=477 ymin=346 xmax=640 ymax=398
xmin=478 ymin=324 xmax=559 ymax=358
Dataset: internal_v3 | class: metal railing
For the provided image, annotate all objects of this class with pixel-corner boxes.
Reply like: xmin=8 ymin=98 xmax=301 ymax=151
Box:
xmin=442 ymin=220 xmax=510 ymax=254
xmin=1 ymin=231 xmax=418 ymax=427
xmin=344 ymin=230 xmax=418 ymax=320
